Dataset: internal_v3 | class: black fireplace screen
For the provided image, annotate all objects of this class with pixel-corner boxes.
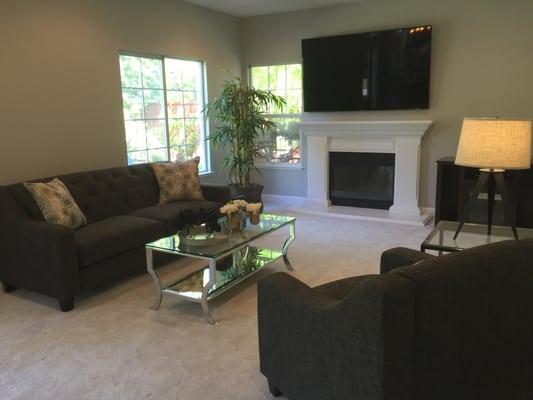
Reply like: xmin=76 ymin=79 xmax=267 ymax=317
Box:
xmin=329 ymin=152 xmax=395 ymax=209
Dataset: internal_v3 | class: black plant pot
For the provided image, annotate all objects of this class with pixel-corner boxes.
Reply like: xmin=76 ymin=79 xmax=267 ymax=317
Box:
xmin=229 ymin=183 xmax=264 ymax=204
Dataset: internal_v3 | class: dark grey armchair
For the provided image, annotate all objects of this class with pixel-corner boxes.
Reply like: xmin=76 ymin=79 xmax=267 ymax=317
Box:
xmin=257 ymin=239 xmax=533 ymax=400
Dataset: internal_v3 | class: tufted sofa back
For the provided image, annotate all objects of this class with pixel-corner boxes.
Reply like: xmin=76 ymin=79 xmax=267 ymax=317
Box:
xmin=0 ymin=186 xmax=28 ymax=220
xmin=7 ymin=163 xmax=160 ymax=224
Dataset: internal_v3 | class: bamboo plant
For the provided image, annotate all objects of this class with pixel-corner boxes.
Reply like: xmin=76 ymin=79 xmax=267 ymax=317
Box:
xmin=205 ymin=77 xmax=286 ymax=187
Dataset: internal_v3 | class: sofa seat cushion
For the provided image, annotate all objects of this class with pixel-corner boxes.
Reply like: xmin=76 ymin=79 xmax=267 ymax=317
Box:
xmin=74 ymin=216 xmax=165 ymax=266
xmin=129 ymin=200 xmax=220 ymax=234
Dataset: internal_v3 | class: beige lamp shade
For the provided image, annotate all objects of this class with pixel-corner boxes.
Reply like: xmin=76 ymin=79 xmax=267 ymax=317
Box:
xmin=455 ymin=118 xmax=532 ymax=170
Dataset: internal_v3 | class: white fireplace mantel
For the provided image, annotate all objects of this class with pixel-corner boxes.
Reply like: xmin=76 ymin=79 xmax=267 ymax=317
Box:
xmin=298 ymin=120 xmax=432 ymax=217
xmin=298 ymin=120 xmax=432 ymax=137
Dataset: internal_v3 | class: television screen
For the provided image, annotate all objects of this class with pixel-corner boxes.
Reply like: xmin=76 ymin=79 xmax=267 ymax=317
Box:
xmin=302 ymin=26 xmax=432 ymax=112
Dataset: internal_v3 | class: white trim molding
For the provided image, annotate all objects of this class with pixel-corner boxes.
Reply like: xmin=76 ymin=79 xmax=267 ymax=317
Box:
xmin=297 ymin=120 xmax=433 ymax=217
xmin=297 ymin=120 xmax=432 ymax=137
xmin=263 ymin=194 xmax=434 ymax=226
xmin=255 ymin=162 xmax=304 ymax=171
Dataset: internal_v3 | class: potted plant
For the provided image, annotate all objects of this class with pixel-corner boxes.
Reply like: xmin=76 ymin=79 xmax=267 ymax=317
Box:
xmin=205 ymin=77 xmax=286 ymax=203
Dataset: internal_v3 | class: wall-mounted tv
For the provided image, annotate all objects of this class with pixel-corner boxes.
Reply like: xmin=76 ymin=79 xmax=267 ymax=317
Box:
xmin=302 ymin=25 xmax=432 ymax=112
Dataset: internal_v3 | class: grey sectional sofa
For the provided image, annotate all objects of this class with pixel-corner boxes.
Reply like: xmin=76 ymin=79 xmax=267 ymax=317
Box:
xmin=0 ymin=163 xmax=230 ymax=311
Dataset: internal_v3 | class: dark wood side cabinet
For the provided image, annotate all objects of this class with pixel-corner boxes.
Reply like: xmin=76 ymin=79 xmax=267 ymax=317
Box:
xmin=435 ymin=157 xmax=533 ymax=228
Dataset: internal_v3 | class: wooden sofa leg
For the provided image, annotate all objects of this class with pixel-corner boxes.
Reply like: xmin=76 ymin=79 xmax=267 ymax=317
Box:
xmin=1 ymin=282 xmax=16 ymax=293
xmin=58 ymin=296 xmax=75 ymax=312
xmin=268 ymin=380 xmax=283 ymax=397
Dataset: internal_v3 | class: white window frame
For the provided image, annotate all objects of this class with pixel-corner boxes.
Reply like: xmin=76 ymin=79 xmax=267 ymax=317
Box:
xmin=249 ymin=63 xmax=304 ymax=170
xmin=119 ymin=52 xmax=211 ymax=175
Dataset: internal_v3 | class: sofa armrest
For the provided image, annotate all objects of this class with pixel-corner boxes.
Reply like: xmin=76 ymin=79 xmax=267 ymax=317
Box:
xmin=257 ymin=272 xmax=389 ymax=400
xmin=258 ymin=272 xmax=359 ymax=310
xmin=1 ymin=219 xmax=79 ymax=301
xmin=258 ymin=272 xmax=416 ymax=400
xmin=201 ymin=184 xmax=231 ymax=205
xmin=380 ymin=247 xmax=435 ymax=274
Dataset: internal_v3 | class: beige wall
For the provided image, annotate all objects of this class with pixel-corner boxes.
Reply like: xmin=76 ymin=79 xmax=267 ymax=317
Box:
xmin=2 ymin=0 xmax=532 ymax=207
xmin=242 ymin=0 xmax=533 ymax=207
xmin=0 ymin=0 xmax=241 ymax=185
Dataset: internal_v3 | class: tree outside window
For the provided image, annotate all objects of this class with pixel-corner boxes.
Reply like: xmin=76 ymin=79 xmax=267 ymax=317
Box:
xmin=119 ymin=54 xmax=209 ymax=172
xmin=250 ymin=64 xmax=302 ymax=166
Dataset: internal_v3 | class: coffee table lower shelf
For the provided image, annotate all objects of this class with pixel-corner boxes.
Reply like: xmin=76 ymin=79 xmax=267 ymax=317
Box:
xmin=147 ymin=245 xmax=293 ymax=325
xmin=163 ymin=247 xmax=283 ymax=303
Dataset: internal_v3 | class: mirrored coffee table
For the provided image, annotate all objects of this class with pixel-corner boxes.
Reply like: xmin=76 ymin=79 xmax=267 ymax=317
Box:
xmin=421 ymin=220 xmax=533 ymax=254
xmin=145 ymin=214 xmax=295 ymax=324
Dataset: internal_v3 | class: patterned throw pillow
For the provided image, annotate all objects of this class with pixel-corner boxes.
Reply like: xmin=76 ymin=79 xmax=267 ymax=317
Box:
xmin=152 ymin=157 xmax=205 ymax=204
xmin=23 ymin=178 xmax=87 ymax=229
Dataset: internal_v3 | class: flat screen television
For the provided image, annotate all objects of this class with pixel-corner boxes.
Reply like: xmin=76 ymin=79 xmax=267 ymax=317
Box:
xmin=302 ymin=25 xmax=432 ymax=112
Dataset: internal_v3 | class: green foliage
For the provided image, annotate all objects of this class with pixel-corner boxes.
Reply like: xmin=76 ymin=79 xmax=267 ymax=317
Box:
xmin=205 ymin=77 xmax=286 ymax=186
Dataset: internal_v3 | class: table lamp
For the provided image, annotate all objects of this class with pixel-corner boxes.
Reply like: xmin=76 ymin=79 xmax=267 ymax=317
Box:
xmin=454 ymin=118 xmax=531 ymax=240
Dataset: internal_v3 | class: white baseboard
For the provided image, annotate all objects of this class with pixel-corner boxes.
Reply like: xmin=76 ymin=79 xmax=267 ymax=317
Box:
xmin=262 ymin=194 xmax=307 ymax=207
xmin=421 ymin=207 xmax=436 ymax=215
xmin=263 ymin=194 xmax=434 ymax=227
xmin=262 ymin=193 xmax=306 ymax=201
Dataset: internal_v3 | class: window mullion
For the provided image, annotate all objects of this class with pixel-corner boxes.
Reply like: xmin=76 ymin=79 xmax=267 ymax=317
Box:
xmin=161 ymin=58 xmax=172 ymax=162
xmin=181 ymin=81 xmax=186 ymax=160
xmin=284 ymin=65 xmax=289 ymax=111
xmin=201 ymin=62 xmax=209 ymax=173
xmin=139 ymin=58 xmax=149 ymax=160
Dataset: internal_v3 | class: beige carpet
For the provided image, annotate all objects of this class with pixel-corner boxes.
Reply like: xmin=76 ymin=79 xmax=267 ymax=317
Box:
xmin=0 ymin=210 xmax=431 ymax=400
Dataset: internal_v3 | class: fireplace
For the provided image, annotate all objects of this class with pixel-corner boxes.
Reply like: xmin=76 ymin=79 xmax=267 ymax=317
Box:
xmin=298 ymin=120 xmax=432 ymax=218
xmin=329 ymin=152 xmax=395 ymax=209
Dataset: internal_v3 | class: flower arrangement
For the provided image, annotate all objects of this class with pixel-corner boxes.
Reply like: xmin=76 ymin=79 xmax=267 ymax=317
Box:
xmin=219 ymin=200 xmax=263 ymax=228
xmin=219 ymin=202 xmax=240 ymax=215
xmin=246 ymin=203 xmax=262 ymax=214
xmin=246 ymin=202 xmax=262 ymax=225
xmin=233 ymin=199 xmax=249 ymax=209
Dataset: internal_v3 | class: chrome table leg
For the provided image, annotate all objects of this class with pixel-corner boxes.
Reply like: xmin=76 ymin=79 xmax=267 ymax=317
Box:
xmin=282 ymin=220 xmax=295 ymax=271
xmin=201 ymin=259 xmax=217 ymax=325
xmin=146 ymin=248 xmax=163 ymax=310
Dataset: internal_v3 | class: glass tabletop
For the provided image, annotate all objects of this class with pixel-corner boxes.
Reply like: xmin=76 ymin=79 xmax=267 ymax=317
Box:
xmin=146 ymin=213 xmax=295 ymax=259
xmin=422 ymin=220 xmax=533 ymax=252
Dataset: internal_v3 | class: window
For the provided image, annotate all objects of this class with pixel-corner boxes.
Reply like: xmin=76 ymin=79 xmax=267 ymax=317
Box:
xmin=119 ymin=54 xmax=209 ymax=172
xmin=250 ymin=64 xmax=302 ymax=166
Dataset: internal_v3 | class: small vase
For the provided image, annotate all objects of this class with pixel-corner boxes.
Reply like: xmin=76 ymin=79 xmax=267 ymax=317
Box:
xmin=250 ymin=212 xmax=260 ymax=225
xmin=228 ymin=213 xmax=243 ymax=231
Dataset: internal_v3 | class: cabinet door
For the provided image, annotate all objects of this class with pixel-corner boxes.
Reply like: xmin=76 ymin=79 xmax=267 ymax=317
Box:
xmin=516 ymin=170 xmax=533 ymax=228
xmin=462 ymin=168 xmax=508 ymax=226
xmin=436 ymin=162 xmax=461 ymax=223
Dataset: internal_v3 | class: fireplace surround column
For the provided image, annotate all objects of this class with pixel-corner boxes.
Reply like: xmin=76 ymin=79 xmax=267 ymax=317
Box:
xmin=389 ymin=135 xmax=423 ymax=216
xmin=306 ymin=135 xmax=330 ymax=207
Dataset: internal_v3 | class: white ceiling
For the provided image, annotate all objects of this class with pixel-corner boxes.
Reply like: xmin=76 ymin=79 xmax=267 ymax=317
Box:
xmin=183 ymin=0 xmax=366 ymax=17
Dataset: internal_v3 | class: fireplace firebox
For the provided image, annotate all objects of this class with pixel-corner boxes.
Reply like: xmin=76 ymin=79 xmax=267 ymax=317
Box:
xmin=329 ymin=152 xmax=395 ymax=209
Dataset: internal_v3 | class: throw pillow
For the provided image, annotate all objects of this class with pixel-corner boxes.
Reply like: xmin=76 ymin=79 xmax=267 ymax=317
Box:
xmin=23 ymin=178 xmax=87 ymax=229
xmin=152 ymin=157 xmax=205 ymax=204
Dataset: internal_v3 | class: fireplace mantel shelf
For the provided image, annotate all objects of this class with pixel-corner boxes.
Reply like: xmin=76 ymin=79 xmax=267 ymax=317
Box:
xmin=297 ymin=120 xmax=432 ymax=137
